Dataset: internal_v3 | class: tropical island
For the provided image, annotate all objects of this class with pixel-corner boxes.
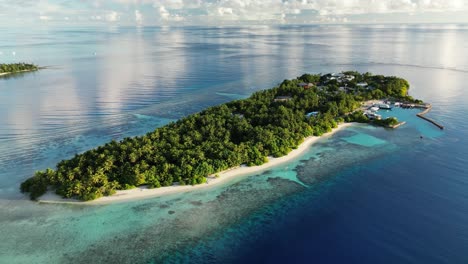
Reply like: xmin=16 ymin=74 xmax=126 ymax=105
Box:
xmin=21 ymin=71 xmax=423 ymax=202
xmin=0 ymin=63 xmax=39 ymax=76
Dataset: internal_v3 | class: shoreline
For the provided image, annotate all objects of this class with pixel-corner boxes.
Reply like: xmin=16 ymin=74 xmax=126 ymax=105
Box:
xmin=0 ymin=69 xmax=38 ymax=77
xmin=38 ymin=122 xmax=356 ymax=205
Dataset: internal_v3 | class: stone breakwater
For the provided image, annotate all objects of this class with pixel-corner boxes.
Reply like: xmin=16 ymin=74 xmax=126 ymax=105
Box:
xmin=412 ymin=104 xmax=444 ymax=130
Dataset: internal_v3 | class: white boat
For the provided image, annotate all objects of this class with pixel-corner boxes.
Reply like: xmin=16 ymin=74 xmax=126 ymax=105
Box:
xmin=370 ymin=106 xmax=379 ymax=112
xmin=364 ymin=111 xmax=382 ymax=120
xmin=378 ymin=103 xmax=392 ymax=110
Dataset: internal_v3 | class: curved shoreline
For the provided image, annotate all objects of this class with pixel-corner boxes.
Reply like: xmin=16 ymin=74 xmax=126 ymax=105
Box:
xmin=37 ymin=122 xmax=356 ymax=205
xmin=0 ymin=69 xmax=38 ymax=77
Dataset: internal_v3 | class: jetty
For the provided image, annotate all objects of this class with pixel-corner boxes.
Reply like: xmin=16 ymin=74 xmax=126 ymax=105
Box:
xmin=388 ymin=121 xmax=406 ymax=129
xmin=410 ymin=104 xmax=444 ymax=130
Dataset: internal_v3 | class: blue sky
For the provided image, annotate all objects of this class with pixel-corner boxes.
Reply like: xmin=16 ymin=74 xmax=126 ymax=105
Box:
xmin=1 ymin=0 xmax=467 ymax=26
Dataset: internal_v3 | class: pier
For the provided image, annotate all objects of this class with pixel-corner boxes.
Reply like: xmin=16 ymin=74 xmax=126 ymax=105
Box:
xmin=414 ymin=104 xmax=444 ymax=130
xmin=388 ymin=121 xmax=406 ymax=129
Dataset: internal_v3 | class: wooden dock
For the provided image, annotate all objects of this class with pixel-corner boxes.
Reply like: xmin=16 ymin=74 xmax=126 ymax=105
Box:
xmin=415 ymin=104 xmax=444 ymax=130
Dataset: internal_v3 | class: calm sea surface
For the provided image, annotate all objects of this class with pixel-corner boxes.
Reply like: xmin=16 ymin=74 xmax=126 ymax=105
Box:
xmin=1 ymin=24 xmax=468 ymax=263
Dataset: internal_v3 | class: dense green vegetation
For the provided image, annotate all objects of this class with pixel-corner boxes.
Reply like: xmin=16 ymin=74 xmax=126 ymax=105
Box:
xmin=0 ymin=63 xmax=38 ymax=75
xmin=375 ymin=117 xmax=400 ymax=127
xmin=21 ymin=72 xmax=417 ymax=201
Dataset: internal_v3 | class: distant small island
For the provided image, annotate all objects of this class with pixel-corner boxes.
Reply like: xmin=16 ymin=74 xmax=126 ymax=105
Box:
xmin=21 ymin=71 xmax=424 ymax=201
xmin=0 ymin=63 xmax=39 ymax=76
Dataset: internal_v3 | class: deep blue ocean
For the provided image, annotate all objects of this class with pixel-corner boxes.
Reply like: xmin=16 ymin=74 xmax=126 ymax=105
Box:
xmin=1 ymin=25 xmax=468 ymax=263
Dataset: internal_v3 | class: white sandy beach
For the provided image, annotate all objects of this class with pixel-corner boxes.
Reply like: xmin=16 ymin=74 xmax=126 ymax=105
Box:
xmin=38 ymin=122 xmax=356 ymax=205
xmin=0 ymin=69 xmax=34 ymax=76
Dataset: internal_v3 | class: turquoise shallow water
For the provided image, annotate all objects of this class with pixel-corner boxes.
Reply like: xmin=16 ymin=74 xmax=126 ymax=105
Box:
xmin=1 ymin=25 xmax=468 ymax=263
xmin=342 ymin=133 xmax=387 ymax=147
xmin=0 ymin=111 xmax=448 ymax=263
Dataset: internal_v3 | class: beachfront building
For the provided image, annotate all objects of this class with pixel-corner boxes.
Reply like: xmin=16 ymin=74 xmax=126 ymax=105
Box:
xmin=331 ymin=73 xmax=345 ymax=78
xmin=344 ymin=75 xmax=355 ymax=82
xmin=327 ymin=73 xmax=356 ymax=83
xmin=298 ymin=82 xmax=315 ymax=89
xmin=356 ymin=82 xmax=368 ymax=88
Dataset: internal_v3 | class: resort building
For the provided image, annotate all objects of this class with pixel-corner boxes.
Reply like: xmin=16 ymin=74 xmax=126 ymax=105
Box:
xmin=298 ymin=82 xmax=315 ymax=89
xmin=338 ymin=87 xmax=347 ymax=93
xmin=328 ymin=73 xmax=356 ymax=83
xmin=274 ymin=96 xmax=293 ymax=102
xmin=356 ymin=82 xmax=368 ymax=88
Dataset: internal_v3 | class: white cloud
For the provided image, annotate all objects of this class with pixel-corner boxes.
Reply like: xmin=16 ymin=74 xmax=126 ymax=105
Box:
xmin=148 ymin=0 xmax=467 ymax=24
xmin=157 ymin=5 xmax=186 ymax=22
xmin=0 ymin=0 xmax=467 ymax=25
xmin=39 ymin=15 xmax=52 ymax=21
xmin=218 ymin=7 xmax=233 ymax=16
xmin=305 ymin=0 xmax=466 ymax=15
xmin=159 ymin=6 xmax=170 ymax=20
xmin=289 ymin=9 xmax=302 ymax=15
xmin=152 ymin=0 xmax=202 ymax=9
xmin=105 ymin=11 xmax=119 ymax=22
xmin=135 ymin=10 xmax=143 ymax=24
xmin=37 ymin=2 xmax=62 ymax=13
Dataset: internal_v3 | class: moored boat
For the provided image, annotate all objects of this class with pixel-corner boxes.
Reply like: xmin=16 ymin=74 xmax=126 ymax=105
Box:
xmin=378 ymin=103 xmax=392 ymax=110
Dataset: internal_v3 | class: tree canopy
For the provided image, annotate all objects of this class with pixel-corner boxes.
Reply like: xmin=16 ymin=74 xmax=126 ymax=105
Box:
xmin=20 ymin=72 xmax=416 ymax=201
xmin=0 ymin=63 xmax=38 ymax=74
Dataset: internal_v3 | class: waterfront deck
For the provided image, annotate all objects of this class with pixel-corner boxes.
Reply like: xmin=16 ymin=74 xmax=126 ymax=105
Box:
xmin=388 ymin=121 xmax=406 ymax=129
